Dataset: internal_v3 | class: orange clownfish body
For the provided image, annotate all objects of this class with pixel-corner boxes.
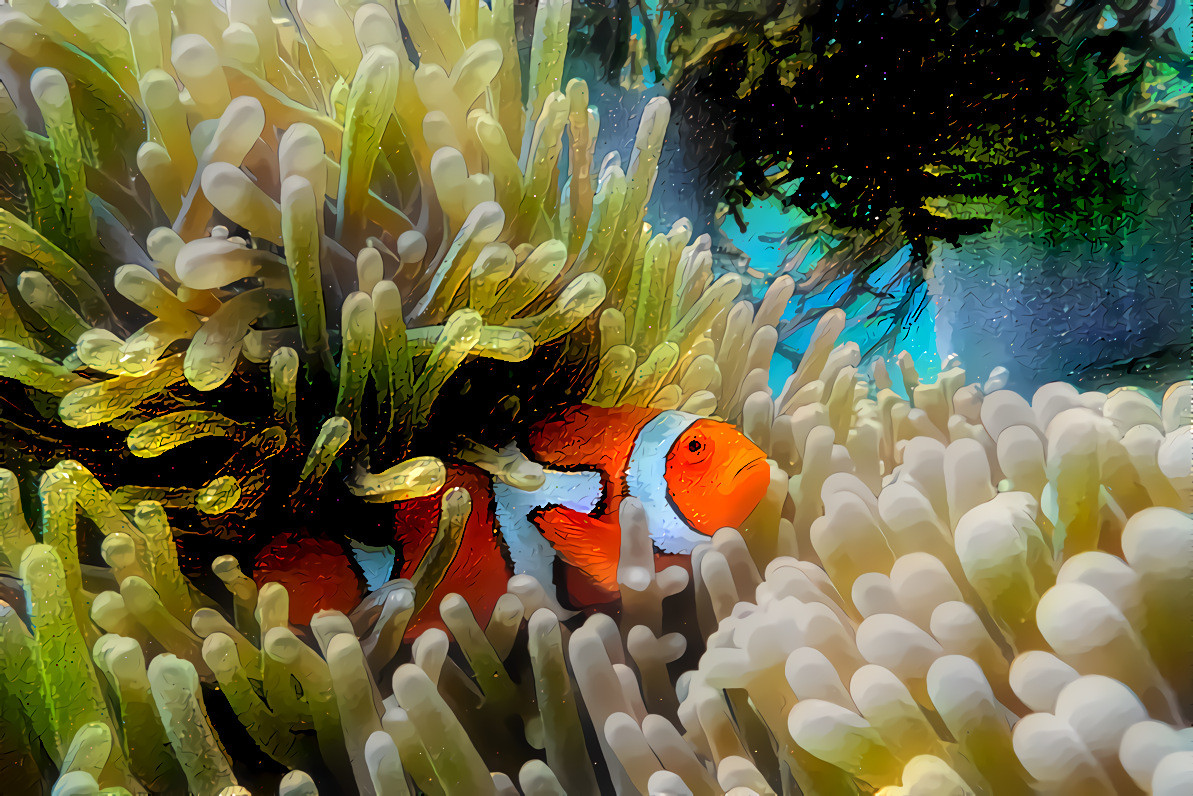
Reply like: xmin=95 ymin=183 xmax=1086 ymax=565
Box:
xmin=255 ymin=406 xmax=770 ymax=632
xmin=389 ymin=405 xmax=770 ymax=633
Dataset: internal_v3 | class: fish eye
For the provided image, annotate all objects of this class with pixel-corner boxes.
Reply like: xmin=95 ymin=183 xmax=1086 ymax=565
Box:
xmin=688 ymin=439 xmax=702 ymax=453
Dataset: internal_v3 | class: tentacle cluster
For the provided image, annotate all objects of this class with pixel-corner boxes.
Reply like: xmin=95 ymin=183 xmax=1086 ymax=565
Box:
xmin=1 ymin=319 xmax=1188 ymax=793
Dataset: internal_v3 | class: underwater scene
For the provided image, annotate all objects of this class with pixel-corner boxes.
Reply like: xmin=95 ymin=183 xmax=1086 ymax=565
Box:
xmin=0 ymin=0 xmax=1189 ymax=793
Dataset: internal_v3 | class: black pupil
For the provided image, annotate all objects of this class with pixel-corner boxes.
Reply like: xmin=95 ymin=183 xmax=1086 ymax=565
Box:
xmin=688 ymin=440 xmax=702 ymax=452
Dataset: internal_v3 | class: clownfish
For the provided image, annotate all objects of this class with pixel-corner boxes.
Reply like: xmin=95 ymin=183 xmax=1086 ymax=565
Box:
xmin=254 ymin=405 xmax=770 ymax=631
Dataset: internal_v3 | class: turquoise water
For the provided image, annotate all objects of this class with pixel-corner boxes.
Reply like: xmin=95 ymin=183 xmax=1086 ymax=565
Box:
xmin=630 ymin=0 xmax=675 ymax=76
xmin=725 ymin=197 xmax=942 ymax=399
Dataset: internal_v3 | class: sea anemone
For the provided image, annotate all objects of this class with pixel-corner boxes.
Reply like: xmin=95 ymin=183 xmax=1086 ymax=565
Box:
xmin=0 ymin=0 xmax=1189 ymax=794
xmin=0 ymin=0 xmax=742 ymax=513
xmin=2 ymin=323 xmax=1189 ymax=793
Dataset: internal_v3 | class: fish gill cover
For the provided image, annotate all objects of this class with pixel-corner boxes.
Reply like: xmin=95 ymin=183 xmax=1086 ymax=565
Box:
xmin=0 ymin=0 xmax=1188 ymax=794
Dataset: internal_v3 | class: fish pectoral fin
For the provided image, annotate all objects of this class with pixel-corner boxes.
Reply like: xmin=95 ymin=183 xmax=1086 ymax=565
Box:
xmin=531 ymin=505 xmax=621 ymax=593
